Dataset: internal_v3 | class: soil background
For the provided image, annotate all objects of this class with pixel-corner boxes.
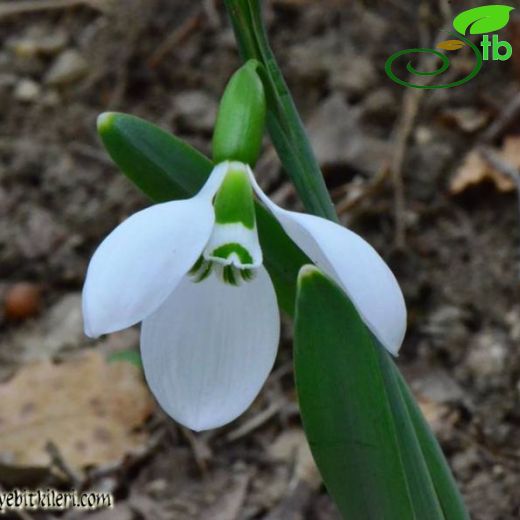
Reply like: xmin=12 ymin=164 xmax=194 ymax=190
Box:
xmin=0 ymin=0 xmax=520 ymax=519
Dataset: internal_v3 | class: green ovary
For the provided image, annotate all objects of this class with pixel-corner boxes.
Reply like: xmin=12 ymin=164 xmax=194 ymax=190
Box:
xmin=213 ymin=167 xmax=255 ymax=229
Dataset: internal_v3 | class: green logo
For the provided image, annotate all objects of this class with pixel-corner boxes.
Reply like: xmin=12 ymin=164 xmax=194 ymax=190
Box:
xmin=385 ymin=5 xmax=514 ymax=89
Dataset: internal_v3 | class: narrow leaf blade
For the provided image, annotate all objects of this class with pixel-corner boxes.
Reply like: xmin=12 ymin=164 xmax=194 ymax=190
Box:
xmin=396 ymin=370 xmax=470 ymax=519
xmin=294 ymin=266 xmax=416 ymax=519
xmin=377 ymin=348 xmax=445 ymax=519
xmin=97 ymin=112 xmax=210 ymax=201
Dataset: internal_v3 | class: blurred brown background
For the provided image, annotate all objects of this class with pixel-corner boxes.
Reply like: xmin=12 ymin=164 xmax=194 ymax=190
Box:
xmin=0 ymin=0 xmax=519 ymax=518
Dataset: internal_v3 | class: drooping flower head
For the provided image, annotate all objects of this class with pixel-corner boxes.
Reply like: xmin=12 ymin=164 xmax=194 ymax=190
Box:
xmin=83 ymin=158 xmax=405 ymax=430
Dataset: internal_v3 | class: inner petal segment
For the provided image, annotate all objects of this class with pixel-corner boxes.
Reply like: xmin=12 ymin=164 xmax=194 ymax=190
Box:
xmin=192 ymin=162 xmax=263 ymax=285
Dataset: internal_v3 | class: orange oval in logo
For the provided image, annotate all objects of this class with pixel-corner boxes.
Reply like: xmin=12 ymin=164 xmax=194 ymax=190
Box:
xmin=436 ymin=39 xmax=466 ymax=51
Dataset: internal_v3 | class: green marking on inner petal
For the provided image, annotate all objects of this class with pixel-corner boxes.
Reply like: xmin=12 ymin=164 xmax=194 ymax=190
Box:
xmin=194 ymin=261 xmax=212 ymax=282
xmin=240 ymin=269 xmax=255 ymax=282
xmin=223 ymin=265 xmax=239 ymax=286
xmin=213 ymin=167 xmax=255 ymax=229
xmin=211 ymin=243 xmax=254 ymax=265
xmin=188 ymin=255 xmax=204 ymax=276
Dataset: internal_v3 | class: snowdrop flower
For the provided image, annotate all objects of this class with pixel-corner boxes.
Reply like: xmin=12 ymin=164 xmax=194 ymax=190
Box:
xmin=83 ymin=160 xmax=406 ymax=431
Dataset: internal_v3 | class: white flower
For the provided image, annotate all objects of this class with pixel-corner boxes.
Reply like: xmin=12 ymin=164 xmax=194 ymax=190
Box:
xmin=83 ymin=161 xmax=406 ymax=431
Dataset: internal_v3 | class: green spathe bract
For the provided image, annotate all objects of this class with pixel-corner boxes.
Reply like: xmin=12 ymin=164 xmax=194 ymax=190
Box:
xmin=213 ymin=167 xmax=255 ymax=229
xmin=453 ymin=5 xmax=514 ymax=35
xmin=212 ymin=60 xmax=266 ymax=166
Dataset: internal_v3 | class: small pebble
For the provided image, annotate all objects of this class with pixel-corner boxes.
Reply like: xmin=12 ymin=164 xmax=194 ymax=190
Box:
xmin=4 ymin=282 xmax=42 ymax=321
xmin=45 ymin=49 xmax=89 ymax=86
xmin=10 ymin=30 xmax=68 ymax=58
xmin=14 ymin=78 xmax=41 ymax=102
xmin=466 ymin=331 xmax=507 ymax=379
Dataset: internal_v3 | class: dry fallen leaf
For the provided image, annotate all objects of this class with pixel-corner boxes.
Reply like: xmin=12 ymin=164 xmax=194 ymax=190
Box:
xmin=450 ymin=140 xmax=518 ymax=194
xmin=500 ymin=135 xmax=520 ymax=168
xmin=437 ymin=39 xmax=466 ymax=51
xmin=0 ymin=350 xmax=154 ymax=472
xmin=418 ymin=396 xmax=459 ymax=438
xmin=269 ymin=429 xmax=321 ymax=488
xmin=441 ymin=107 xmax=489 ymax=133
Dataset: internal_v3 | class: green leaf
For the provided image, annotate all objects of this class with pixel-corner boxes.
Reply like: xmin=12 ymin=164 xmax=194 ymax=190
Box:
xmin=255 ymin=203 xmax=303 ymax=313
xmin=97 ymin=112 xmax=308 ymax=315
xmin=97 ymin=112 xmax=210 ymax=201
xmin=294 ymin=266 xmax=446 ymax=519
xmin=376 ymin=348 xmax=445 ymax=519
xmin=453 ymin=5 xmax=514 ymax=35
xmin=396 ymin=371 xmax=470 ymax=519
xmin=107 ymin=349 xmax=142 ymax=368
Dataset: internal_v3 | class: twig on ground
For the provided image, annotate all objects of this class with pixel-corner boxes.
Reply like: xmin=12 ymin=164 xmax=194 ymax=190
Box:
xmin=226 ymin=399 xmax=286 ymax=442
xmin=179 ymin=426 xmax=212 ymax=475
xmin=45 ymin=441 xmax=83 ymax=489
xmin=0 ymin=0 xmax=102 ymax=18
xmin=389 ymin=4 xmax=435 ymax=250
xmin=479 ymin=92 xmax=520 ymax=144
xmin=479 ymin=146 xmax=520 ymax=186
xmin=336 ymin=163 xmax=390 ymax=216
xmin=438 ymin=0 xmax=453 ymax=22
xmin=147 ymin=9 xmax=204 ymax=69
xmin=263 ymin=429 xmax=321 ymax=520
xmin=269 ymin=360 xmax=293 ymax=382
xmin=262 ymin=481 xmax=316 ymax=520
xmin=390 ymin=87 xmax=423 ymax=250
xmin=389 ymin=1 xmax=455 ymax=249
xmin=199 ymin=471 xmax=250 ymax=520
xmin=203 ymin=0 xmax=220 ymax=29
xmin=68 ymin=142 xmax=113 ymax=165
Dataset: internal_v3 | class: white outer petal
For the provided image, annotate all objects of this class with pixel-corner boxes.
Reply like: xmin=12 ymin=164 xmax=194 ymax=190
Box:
xmin=195 ymin=161 xmax=230 ymax=199
xmin=141 ymin=267 xmax=280 ymax=431
xmin=82 ymin=164 xmax=229 ymax=338
xmin=246 ymin=166 xmax=406 ymax=355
